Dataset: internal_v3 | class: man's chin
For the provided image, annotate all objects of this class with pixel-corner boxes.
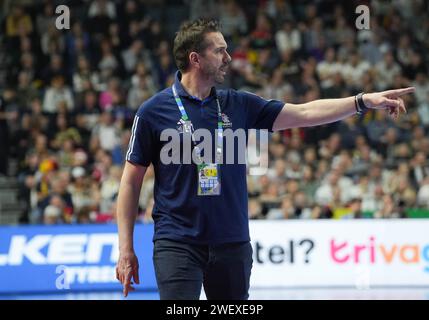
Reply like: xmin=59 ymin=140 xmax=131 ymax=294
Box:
xmin=214 ymin=74 xmax=226 ymax=84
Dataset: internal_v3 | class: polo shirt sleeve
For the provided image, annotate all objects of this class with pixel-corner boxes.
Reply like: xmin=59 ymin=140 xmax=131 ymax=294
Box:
xmin=125 ymin=114 xmax=156 ymax=167
xmin=239 ymin=91 xmax=284 ymax=131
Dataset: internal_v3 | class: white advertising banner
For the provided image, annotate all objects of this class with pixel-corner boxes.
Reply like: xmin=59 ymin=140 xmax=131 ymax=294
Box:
xmin=249 ymin=220 xmax=429 ymax=288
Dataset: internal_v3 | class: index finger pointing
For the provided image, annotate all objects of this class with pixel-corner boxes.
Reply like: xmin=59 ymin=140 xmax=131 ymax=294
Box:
xmin=123 ymin=273 xmax=132 ymax=297
xmin=386 ymin=87 xmax=415 ymax=97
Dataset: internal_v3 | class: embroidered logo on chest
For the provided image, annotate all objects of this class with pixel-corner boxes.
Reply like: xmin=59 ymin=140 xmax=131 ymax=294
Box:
xmin=221 ymin=113 xmax=232 ymax=128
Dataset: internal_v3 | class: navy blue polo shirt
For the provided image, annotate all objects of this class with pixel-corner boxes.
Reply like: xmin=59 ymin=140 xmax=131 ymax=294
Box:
xmin=127 ymin=71 xmax=284 ymax=245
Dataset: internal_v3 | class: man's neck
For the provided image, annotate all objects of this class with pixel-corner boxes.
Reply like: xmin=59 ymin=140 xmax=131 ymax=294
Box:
xmin=180 ymin=72 xmax=213 ymax=100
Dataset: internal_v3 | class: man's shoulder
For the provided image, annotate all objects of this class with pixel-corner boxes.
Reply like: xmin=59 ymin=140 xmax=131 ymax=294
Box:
xmin=135 ymin=87 xmax=172 ymax=118
xmin=217 ymin=87 xmax=253 ymax=101
xmin=218 ymin=88 xmax=277 ymax=108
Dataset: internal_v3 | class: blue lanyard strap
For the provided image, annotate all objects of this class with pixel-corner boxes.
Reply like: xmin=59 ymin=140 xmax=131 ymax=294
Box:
xmin=172 ymin=84 xmax=223 ymax=162
xmin=172 ymin=84 xmax=189 ymax=121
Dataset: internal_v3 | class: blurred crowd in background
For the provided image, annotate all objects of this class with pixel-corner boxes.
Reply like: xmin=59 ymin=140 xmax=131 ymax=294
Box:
xmin=0 ymin=0 xmax=429 ymax=225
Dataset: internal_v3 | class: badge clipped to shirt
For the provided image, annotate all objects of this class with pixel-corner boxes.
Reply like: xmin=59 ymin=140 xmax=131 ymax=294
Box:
xmin=183 ymin=120 xmax=193 ymax=134
xmin=197 ymin=162 xmax=221 ymax=196
xmin=172 ymin=83 xmax=223 ymax=196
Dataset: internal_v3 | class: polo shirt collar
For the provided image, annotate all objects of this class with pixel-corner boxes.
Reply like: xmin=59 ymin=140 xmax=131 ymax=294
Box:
xmin=174 ymin=70 xmax=217 ymax=102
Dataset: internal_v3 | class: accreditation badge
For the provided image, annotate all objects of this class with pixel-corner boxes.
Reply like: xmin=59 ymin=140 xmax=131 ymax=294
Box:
xmin=183 ymin=120 xmax=193 ymax=134
xmin=197 ymin=163 xmax=221 ymax=196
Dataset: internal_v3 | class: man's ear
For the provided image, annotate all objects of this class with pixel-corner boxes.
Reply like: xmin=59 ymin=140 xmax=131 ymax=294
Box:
xmin=189 ymin=52 xmax=200 ymax=69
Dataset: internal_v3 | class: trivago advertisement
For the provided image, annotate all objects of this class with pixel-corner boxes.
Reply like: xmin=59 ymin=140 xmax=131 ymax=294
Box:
xmin=0 ymin=224 xmax=157 ymax=294
xmin=1 ymin=220 xmax=429 ymax=294
xmin=250 ymin=220 xmax=429 ymax=288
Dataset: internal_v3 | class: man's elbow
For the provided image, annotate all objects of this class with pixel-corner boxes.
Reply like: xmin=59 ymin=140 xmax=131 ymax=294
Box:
xmin=120 ymin=163 xmax=147 ymax=190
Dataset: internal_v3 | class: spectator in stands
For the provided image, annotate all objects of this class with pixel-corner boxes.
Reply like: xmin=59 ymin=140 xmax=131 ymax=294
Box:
xmin=396 ymin=35 xmax=414 ymax=70
xmin=250 ymin=13 xmax=274 ymax=49
xmin=410 ymin=151 xmax=429 ymax=188
xmin=417 ymin=177 xmax=429 ymax=208
xmin=317 ymin=48 xmax=340 ymax=90
xmin=341 ymin=198 xmax=364 ymax=219
xmin=299 ymin=165 xmax=319 ymax=204
xmin=260 ymin=68 xmax=293 ymax=101
xmin=374 ymin=194 xmax=401 ymax=219
xmin=40 ymin=24 xmax=65 ymax=57
xmin=91 ymin=110 xmax=120 ymax=152
xmin=413 ymin=73 xmax=429 ymax=105
xmin=43 ymin=204 xmax=62 ymax=225
xmin=51 ymin=112 xmax=80 ymax=146
xmin=375 ymin=52 xmax=402 ymax=90
xmin=366 ymin=110 xmax=396 ymax=148
xmin=41 ymin=54 xmax=68 ymax=86
xmin=341 ymin=51 xmax=371 ymax=91
xmin=266 ymin=195 xmax=297 ymax=219
xmin=39 ymin=173 xmax=74 ymax=222
xmin=98 ymin=77 xmax=121 ymax=111
xmin=293 ymin=191 xmax=312 ymax=219
xmin=5 ymin=5 xmax=33 ymax=38
xmin=248 ymin=198 xmax=264 ymax=220
xmin=43 ymin=75 xmax=74 ymax=113
xmin=100 ymin=165 xmax=121 ymax=213
xmin=140 ymin=198 xmax=154 ymax=224
xmin=69 ymin=166 xmax=91 ymax=212
xmin=267 ymin=158 xmax=286 ymax=182
xmin=337 ymin=116 xmax=365 ymax=150
xmin=98 ymin=39 xmax=120 ymax=85
xmin=154 ymin=52 xmax=176 ymax=89
xmin=65 ymin=21 xmax=91 ymax=72
xmin=315 ymin=169 xmax=352 ymax=206
xmin=76 ymin=206 xmax=93 ymax=224
xmin=275 ymin=19 xmax=301 ymax=54
xmin=330 ymin=16 xmax=354 ymax=47
xmin=358 ymin=32 xmax=384 ymax=66
xmin=16 ymin=71 xmax=39 ymax=108
xmin=361 ymin=183 xmax=384 ymax=214
xmin=219 ymin=0 xmax=248 ymax=40
xmin=127 ymin=73 xmax=155 ymax=110
xmin=117 ymin=0 xmax=143 ymax=35
xmin=86 ymin=0 xmax=114 ymax=39
xmin=18 ymin=52 xmax=38 ymax=86
xmin=138 ymin=165 xmax=155 ymax=212
xmin=259 ymin=181 xmax=282 ymax=215
xmin=122 ymin=40 xmax=146 ymax=76
xmin=35 ymin=2 xmax=54 ymax=34
xmin=73 ymin=55 xmax=101 ymax=94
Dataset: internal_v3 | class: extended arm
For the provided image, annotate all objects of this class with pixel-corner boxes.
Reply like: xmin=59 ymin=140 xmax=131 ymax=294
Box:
xmin=272 ymin=87 xmax=414 ymax=131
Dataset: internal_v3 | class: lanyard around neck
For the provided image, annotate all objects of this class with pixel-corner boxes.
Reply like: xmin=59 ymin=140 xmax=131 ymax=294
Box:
xmin=172 ymin=84 xmax=223 ymax=162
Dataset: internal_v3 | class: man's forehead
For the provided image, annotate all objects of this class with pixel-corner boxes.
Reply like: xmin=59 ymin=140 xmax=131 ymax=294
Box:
xmin=205 ymin=32 xmax=227 ymax=48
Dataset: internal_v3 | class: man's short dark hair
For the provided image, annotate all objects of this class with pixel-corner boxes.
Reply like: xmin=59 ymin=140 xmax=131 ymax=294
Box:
xmin=173 ymin=19 xmax=221 ymax=73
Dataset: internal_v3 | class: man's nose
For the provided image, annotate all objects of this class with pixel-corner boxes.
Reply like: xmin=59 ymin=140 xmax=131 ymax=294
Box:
xmin=224 ymin=51 xmax=232 ymax=64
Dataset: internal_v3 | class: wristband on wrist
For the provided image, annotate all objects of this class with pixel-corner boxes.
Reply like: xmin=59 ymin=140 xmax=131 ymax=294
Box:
xmin=354 ymin=92 xmax=368 ymax=115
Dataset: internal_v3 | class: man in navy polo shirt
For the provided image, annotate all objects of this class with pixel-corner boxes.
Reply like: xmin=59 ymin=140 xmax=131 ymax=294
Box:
xmin=115 ymin=19 xmax=414 ymax=299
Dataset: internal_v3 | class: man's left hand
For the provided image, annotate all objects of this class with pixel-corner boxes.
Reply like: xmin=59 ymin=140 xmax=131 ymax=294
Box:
xmin=363 ymin=87 xmax=415 ymax=119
